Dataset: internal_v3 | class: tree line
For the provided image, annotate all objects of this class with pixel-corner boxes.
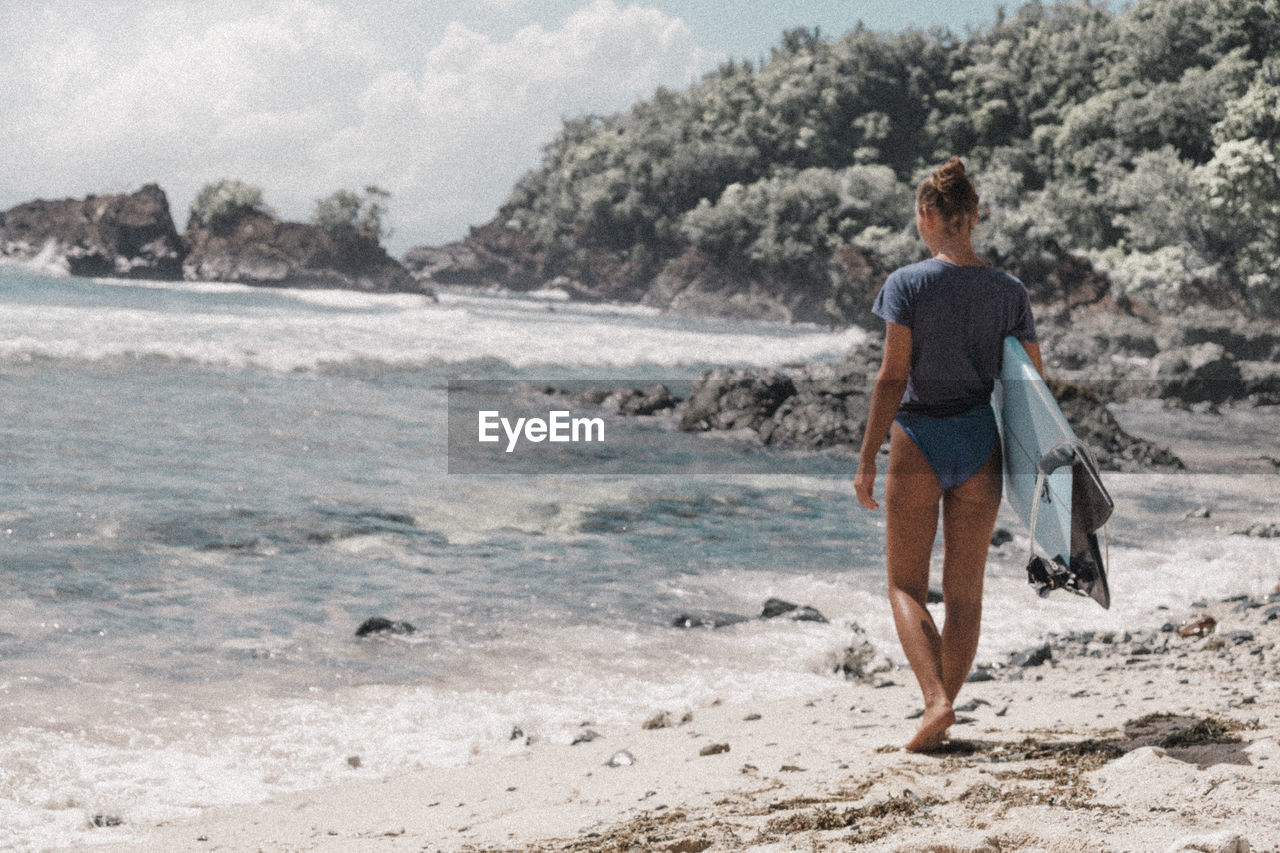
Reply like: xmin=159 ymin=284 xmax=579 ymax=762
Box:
xmin=494 ymin=0 xmax=1280 ymax=316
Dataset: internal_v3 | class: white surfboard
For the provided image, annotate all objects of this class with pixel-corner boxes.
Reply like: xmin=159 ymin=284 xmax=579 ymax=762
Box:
xmin=993 ymin=336 xmax=1113 ymax=608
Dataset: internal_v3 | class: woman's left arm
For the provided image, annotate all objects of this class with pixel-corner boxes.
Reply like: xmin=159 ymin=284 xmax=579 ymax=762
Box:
xmin=854 ymin=322 xmax=912 ymax=510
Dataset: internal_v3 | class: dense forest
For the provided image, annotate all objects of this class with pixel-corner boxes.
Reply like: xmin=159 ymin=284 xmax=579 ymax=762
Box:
xmin=461 ymin=0 xmax=1279 ymax=322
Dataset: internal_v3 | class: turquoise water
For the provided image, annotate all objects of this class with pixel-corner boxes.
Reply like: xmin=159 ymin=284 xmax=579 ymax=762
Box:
xmin=1 ymin=267 xmax=1276 ymax=850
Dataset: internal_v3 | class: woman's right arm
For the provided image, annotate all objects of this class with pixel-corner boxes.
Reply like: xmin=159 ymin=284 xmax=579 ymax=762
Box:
xmin=854 ymin=321 xmax=912 ymax=510
xmin=1020 ymin=340 xmax=1043 ymax=377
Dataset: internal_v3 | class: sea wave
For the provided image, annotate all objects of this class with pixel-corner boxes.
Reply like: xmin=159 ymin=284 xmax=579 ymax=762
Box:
xmin=0 ymin=272 xmax=866 ymax=373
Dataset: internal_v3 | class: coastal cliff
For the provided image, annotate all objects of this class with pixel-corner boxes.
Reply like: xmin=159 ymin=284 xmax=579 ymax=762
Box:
xmin=0 ymin=186 xmax=427 ymax=296
xmin=0 ymin=184 xmax=184 ymax=279
xmin=183 ymin=212 xmax=424 ymax=294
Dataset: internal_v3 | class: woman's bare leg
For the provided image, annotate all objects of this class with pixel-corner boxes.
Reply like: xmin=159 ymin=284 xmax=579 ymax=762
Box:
xmin=939 ymin=447 xmax=1002 ymax=703
xmin=884 ymin=423 xmax=953 ymax=752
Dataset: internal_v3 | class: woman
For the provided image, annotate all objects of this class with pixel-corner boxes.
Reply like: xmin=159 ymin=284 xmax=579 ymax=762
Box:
xmin=854 ymin=157 xmax=1041 ymax=752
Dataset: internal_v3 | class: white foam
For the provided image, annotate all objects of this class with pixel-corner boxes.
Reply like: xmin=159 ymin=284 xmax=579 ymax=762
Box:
xmin=0 ymin=272 xmax=865 ymax=373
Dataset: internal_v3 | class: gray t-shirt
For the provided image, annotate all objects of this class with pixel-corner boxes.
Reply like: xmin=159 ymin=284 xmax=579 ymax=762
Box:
xmin=872 ymin=258 xmax=1036 ymax=417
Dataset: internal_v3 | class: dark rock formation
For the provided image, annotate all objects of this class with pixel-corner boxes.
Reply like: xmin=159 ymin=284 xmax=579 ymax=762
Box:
xmin=185 ymin=213 xmax=428 ymax=295
xmin=1036 ymin=305 xmax=1280 ymax=406
xmin=355 ymin=617 xmax=416 ymax=637
xmin=668 ymin=343 xmax=1180 ymax=471
xmin=759 ymin=598 xmax=827 ymax=623
xmin=646 ymin=249 xmax=828 ymax=323
xmin=677 ymin=369 xmax=796 ymax=432
xmin=1046 ymin=379 xmax=1184 ymax=472
xmin=596 ymin=385 xmax=680 ymax=416
xmin=403 ymin=222 xmax=544 ymax=291
xmin=0 ymin=184 xmax=184 ymax=279
xmin=1145 ymin=343 xmax=1246 ymax=404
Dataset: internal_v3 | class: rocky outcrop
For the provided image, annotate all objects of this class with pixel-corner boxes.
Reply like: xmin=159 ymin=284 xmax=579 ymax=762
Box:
xmin=403 ymin=222 xmax=544 ymax=292
xmin=1037 ymin=305 xmax=1280 ymax=407
xmin=0 ymin=184 xmax=184 ymax=279
xmin=646 ymin=249 xmax=830 ymax=324
xmin=560 ymin=339 xmax=1180 ymax=472
xmin=184 ymin=213 xmax=428 ymax=294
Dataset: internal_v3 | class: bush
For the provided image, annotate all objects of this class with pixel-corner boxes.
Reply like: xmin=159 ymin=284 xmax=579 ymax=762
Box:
xmin=190 ymin=180 xmax=272 ymax=230
xmin=312 ymin=186 xmax=391 ymax=241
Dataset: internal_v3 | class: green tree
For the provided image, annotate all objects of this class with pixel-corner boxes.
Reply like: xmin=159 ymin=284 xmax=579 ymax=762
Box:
xmin=312 ymin=186 xmax=392 ymax=241
xmin=189 ymin=179 xmax=272 ymax=230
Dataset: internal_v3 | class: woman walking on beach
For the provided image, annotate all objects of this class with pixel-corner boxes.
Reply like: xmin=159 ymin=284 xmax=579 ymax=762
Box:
xmin=854 ymin=158 xmax=1042 ymax=752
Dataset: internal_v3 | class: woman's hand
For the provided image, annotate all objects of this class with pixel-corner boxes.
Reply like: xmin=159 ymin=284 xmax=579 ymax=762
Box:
xmin=854 ymin=459 xmax=879 ymax=510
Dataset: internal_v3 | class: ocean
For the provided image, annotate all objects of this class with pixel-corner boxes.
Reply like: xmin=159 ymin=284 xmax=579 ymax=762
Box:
xmin=1 ymin=266 xmax=1276 ymax=850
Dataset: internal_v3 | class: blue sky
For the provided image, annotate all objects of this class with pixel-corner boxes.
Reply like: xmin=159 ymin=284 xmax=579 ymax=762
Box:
xmin=0 ymin=0 xmax=1019 ymax=254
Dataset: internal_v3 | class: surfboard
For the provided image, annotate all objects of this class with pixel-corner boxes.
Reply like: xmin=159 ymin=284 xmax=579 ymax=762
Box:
xmin=993 ymin=336 xmax=1113 ymax=609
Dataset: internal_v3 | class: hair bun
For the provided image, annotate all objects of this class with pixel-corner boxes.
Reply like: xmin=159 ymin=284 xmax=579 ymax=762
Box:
xmin=932 ymin=157 xmax=968 ymax=192
xmin=917 ymin=156 xmax=978 ymax=226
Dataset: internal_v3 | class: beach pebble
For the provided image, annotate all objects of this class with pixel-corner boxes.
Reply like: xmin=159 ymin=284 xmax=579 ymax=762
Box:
xmin=671 ymin=611 xmax=750 ymax=629
xmin=1010 ymin=643 xmax=1052 ymax=667
xmin=1165 ymin=830 xmax=1251 ymax=853
xmin=759 ymin=597 xmax=827 ymax=622
xmin=1179 ymin=615 xmax=1217 ymax=637
xmin=1185 ymin=506 xmax=1212 ymax=519
xmin=606 ymin=750 xmax=635 ymax=767
xmin=990 ymin=527 xmax=1013 ymax=546
xmin=571 ymin=729 xmax=602 ymax=745
xmin=699 ymin=742 xmax=730 ymax=756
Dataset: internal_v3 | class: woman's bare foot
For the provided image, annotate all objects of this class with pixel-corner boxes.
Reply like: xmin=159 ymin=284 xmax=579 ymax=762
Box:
xmin=905 ymin=703 xmax=955 ymax=752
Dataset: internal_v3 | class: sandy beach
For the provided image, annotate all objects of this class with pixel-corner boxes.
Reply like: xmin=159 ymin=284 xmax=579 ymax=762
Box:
xmin=72 ymin=582 xmax=1280 ymax=853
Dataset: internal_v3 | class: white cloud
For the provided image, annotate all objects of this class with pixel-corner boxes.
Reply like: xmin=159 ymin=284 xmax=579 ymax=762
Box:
xmin=0 ymin=0 xmax=722 ymax=254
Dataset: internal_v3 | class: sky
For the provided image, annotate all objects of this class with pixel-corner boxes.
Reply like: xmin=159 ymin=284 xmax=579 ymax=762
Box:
xmin=0 ymin=0 xmax=1022 ymax=256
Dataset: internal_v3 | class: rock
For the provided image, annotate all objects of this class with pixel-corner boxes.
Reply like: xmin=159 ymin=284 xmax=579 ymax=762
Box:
xmin=184 ymin=212 xmax=429 ymax=295
xmin=698 ymin=742 xmax=730 ymax=756
xmin=402 ymin=222 xmax=545 ymax=291
xmin=835 ymin=628 xmax=894 ymax=680
xmin=678 ymin=369 xmax=796 ymax=433
xmin=1227 ymin=630 xmax=1255 ymax=645
xmin=1185 ymin=506 xmax=1212 ymax=519
xmin=1148 ymin=343 xmax=1246 ymax=404
xmin=990 ymin=528 xmax=1014 ymax=546
xmin=1179 ymin=615 xmax=1217 ymax=637
xmin=354 ymin=617 xmax=416 ymax=637
xmin=1165 ymin=830 xmax=1251 ymax=853
xmin=0 ymin=185 xmax=184 ymax=279
xmin=571 ymin=729 xmax=602 ymax=745
xmin=603 ymin=385 xmax=680 ymax=416
xmin=759 ymin=598 xmax=827 ymax=623
xmin=966 ymin=666 xmax=996 ymax=683
xmin=758 ymin=386 xmax=866 ymax=449
xmin=91 ymin=814 xmax=123 ymax=828
xmin=1234 ymin=523 xmax=1280 ymax=538
xmin=1047 ymin=379 xmax=1183 ymax=471
xmin=605 ymin=750 xmax=635 ymax=767
xmin=1009 ymin=643 xmax=1052 ymax=667
xmin=641 ymin=711 xmax=691 ymax=730
xmin=671 ymin=611 xmax=750 ymax=629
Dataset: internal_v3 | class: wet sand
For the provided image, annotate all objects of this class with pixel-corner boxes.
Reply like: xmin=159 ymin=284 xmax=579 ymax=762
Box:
xmin=75 ymin=586 xmax=1280 ymax=853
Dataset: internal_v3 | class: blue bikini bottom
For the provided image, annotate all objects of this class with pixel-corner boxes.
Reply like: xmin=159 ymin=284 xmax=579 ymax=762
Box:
xmin=895 ymin=404 xmax=999 ymax=490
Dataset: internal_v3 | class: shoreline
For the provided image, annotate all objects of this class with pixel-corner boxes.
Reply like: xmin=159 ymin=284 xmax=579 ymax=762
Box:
xmin=72 ymin=585 xmax=1280 ymax=853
